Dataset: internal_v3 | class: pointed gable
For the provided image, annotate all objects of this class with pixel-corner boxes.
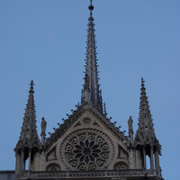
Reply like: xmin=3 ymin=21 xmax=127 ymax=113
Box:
xmin=44 ymin=103 xmax=128 ymax=171
xmin=45 ymin=104 xmax=128 ymax=151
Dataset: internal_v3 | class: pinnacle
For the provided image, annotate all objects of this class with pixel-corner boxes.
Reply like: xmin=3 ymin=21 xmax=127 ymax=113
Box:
xmin=15 ymin=80 xmax=40 ymax=151
xmin=135 ymin=78 xmax=157 ymax=145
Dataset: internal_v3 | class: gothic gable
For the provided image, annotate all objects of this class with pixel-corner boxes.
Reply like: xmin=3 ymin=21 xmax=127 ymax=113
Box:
xmin=43 ymin=104 xmax=128 ymax=171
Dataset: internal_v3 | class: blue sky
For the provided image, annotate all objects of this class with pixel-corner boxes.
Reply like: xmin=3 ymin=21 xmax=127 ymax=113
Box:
xmin=0 ymin=0 xmax=179 ymax=179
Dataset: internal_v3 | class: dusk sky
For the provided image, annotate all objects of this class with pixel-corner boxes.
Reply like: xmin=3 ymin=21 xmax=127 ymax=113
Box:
xmin=0 ymin=1 xmax=179 ymax=180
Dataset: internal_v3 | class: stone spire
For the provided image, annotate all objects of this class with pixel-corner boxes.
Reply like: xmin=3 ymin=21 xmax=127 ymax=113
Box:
xmin=81 ymin=0 xmax=103 ymax=112
xmin=134 ymin=78 xmax=161 ymax=174
xmin=135 ymin=78 xmax=157 ymax=145
xmin=15 ymin=80 xmax=40 ymax=151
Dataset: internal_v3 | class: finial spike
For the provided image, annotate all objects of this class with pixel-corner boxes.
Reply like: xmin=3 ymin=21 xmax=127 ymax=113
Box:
xmin=89 ymin=0 xmax=94 ymax=11
xmin=141 ymin=77 xmax=145 ymax=87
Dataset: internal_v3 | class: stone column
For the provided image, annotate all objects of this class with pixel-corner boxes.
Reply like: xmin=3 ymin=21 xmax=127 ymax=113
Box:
xmin=129 ymin=149 xmax=135 ymax=169
xmin=135 ymin=149 xmax=137 ymax=168
xmin=143 ymin=148 xmax=146 ymax=169
xmin=155 ymin=150 xmax=160 ymax=176
xmin=21 ymin=150 xmax=25 ymax=172
xmin=150 ymin=147 xmax=154 ymax=174
xmin=28 ymin=150 xmax=32 ymax=171
xmin=15 ymin=153 xmax=21 ymax=174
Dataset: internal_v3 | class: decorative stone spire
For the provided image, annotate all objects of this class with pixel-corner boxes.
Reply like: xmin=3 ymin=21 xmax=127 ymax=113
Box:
xmin=81 ymin=0 xmax=103 ymax=112
xmin=135 ymin=78 xmax=157 ymax=145
xmin=134 ymin=78 xmax=161 ymax=174
xmin=15 ymin=81 xmax=40 ymax=151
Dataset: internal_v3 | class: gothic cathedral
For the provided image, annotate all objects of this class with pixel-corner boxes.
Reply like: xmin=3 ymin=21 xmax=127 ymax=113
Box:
xmin=13 ymin=1 xmax=164 ymax=180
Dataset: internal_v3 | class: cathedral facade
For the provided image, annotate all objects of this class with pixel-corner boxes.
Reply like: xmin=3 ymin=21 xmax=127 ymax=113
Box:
xmin=1 ymin=1 xmax=164 ymax=180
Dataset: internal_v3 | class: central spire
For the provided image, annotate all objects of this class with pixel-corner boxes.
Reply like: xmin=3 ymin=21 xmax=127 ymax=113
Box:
xmin=81 ymin=0 xmax=103 ymax=113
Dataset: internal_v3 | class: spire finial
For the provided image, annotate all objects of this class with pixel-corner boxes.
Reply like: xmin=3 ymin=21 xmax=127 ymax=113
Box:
xmin=29 ymin=80 xmax=34 ymax=93
xmin=141 ymin=77 xmax=145 ymax=87
xmin=89 ymin=0 xmax=94 ymax=11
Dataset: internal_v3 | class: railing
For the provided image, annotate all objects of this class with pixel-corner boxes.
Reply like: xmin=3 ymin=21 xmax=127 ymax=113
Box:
xmin=17 ymin=169 xmax=159 ymax=179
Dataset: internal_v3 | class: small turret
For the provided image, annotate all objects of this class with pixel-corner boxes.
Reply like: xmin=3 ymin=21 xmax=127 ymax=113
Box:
xmin=134 ymin=78 xmax=161 ymax=176
xmin=14 ymin=81 xmax=41 ymax=174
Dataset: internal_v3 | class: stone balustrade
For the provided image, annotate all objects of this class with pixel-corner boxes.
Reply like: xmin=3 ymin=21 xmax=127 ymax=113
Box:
xmin=17 ymin=169 xmax=160 ymax=180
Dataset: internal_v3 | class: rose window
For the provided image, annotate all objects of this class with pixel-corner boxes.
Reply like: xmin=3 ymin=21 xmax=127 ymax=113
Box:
xmin=60 ymin=129 xmax=114 ymax=170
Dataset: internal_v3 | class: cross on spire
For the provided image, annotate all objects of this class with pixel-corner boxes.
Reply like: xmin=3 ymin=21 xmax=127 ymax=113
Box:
xmin=89 ymin=0 xmax=94 ymax=11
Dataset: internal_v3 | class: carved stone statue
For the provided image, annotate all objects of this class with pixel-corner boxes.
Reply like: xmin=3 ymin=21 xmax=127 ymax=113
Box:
xmin=41 ymin=117 xmax=47 ymax=144
xmin=128 ymin=116 xmax=133 ymax=142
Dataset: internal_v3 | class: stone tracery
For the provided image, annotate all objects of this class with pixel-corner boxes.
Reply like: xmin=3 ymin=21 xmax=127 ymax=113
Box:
xmin=60 ymin=128 xmax=114 ymax=170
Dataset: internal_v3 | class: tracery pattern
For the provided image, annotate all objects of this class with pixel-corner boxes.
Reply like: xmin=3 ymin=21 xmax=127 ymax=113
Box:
xmin=60 ymin=129 xmax=114 ymax=170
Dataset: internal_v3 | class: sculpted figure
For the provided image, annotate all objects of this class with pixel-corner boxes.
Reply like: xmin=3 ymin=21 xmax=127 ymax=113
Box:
xmin=41 ymin=117 xmax=47 ymax=143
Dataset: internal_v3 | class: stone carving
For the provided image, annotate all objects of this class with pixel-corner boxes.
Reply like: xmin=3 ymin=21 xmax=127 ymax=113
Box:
xmin=41 ymin=117 xmax=47 ymax=135
xmin=83 ymin=117 xmax=91 ymax=124
xmin=46 ymin=163 xmax=60 ymax=171
xmin=114 ymin=162 xmax=128 ymax=170
xmin=41 ymin=117 xmax=47 ymax=144
xmin=60 ymin=128 xmax=114 ymax=170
